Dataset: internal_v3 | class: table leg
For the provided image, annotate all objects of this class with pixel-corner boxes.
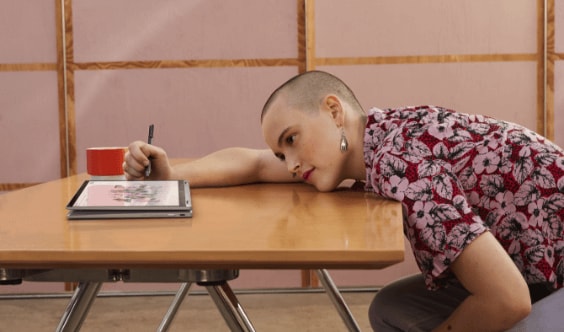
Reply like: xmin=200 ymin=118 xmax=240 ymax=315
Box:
xmin=204 ymin=281 xmax=256 ymax=332
xmin=315 ymin=269 xmax=360 ymax=332
xmin=56 ymin=281 xmax=102 ymax=332
xmin=157 ymin=282 xmax=193 ymax=332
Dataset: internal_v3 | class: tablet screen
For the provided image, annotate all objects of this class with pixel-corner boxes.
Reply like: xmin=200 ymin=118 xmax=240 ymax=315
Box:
xmin=67 ymin=180 xmax=191 ymax=210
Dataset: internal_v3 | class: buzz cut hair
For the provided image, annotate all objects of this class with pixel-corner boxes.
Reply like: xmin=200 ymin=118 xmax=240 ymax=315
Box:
xmin=260 ymin=70 xmax=363 ymax=122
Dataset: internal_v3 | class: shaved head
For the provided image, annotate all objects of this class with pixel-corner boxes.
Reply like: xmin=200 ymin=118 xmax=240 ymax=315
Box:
xmin=260 ymin=71 xmax=364 ymax=122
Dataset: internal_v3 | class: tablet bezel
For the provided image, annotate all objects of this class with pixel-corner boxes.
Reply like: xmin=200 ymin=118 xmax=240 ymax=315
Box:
xmin=66 ymin=180 xmax=191 ymax=211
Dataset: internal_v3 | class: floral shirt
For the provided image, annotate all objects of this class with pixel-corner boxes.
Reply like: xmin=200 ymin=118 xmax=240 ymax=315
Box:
xmin=364 ymin=105 xmax=564 ymax=290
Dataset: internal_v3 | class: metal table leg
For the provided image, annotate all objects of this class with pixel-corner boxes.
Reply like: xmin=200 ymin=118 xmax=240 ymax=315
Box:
xmin=316 ymin=269 xmax=360 ymax=332
xmin=157 ymin=282 xmax=193 ymax=332
xmin=56 ymin=281 xmax=103 ymax=332
xmin=205 ymin=281 xmax=256 ymax=332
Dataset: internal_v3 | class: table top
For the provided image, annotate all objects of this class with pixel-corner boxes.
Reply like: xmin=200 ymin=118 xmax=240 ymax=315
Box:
xmin=0 ymin=174 xmax=404 ymax=270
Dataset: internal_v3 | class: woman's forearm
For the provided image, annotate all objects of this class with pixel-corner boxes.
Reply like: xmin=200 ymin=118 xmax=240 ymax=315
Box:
xmin=171 ymin=147 xmax=295 ymax=187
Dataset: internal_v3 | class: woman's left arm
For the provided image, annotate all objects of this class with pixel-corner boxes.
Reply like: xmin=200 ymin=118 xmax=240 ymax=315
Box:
xmin=433 ymin=231 xmax=532 ymax=332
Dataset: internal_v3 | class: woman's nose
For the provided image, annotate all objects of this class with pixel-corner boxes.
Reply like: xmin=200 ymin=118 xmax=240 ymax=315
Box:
xmin=287 ymin=157 xmax=300 ymax=174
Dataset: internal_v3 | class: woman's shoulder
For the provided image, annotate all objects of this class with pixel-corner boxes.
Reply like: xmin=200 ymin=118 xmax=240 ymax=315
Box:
xmin=368 ymin=105 xmax=453 ymax=121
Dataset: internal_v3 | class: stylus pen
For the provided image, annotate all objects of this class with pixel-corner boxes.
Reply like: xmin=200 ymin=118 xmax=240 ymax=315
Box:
xmin=145 ymin=124 xmax=154 ymax=177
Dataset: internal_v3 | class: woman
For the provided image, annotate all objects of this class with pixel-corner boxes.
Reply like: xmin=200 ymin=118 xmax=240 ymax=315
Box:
xmin=124 ymin=71 xmax=563 ymax=331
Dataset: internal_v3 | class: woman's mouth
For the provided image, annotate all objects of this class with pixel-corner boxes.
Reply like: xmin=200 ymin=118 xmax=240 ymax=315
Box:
xmin=302 ymin=169 xmax=314 ymax=181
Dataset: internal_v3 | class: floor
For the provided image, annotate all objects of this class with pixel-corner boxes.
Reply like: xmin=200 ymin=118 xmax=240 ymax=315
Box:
xmin=0 ymin=289 xmax=376 ymax=331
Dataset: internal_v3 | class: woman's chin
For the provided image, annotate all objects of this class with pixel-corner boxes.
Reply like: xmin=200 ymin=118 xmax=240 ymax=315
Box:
xmin=312 ymin=181 xmax=339 ymax=193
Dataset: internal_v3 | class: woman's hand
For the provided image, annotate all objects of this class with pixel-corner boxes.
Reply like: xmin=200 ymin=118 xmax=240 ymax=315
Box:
xmin=123 ymin=141 xmax=172 ymax=180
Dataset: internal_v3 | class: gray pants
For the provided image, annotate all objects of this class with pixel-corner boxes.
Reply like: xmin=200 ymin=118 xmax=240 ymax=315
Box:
xmin=368 ymin=274 xmax=564 ymax=332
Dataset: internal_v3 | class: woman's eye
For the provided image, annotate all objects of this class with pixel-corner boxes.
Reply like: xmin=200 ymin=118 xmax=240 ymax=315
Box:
xmin=275 ymin=153 xmax=285 ymax=161
xmin=286 ymin=135 xmax=296 ymax=145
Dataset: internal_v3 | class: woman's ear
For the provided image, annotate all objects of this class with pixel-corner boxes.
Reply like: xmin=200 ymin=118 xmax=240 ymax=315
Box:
xmin=322 ymin=94 xmax=345 ymax=126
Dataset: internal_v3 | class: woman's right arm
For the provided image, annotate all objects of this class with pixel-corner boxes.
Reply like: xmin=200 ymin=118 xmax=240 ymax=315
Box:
xmin=123 ymin=141 xmax=298 ymax=187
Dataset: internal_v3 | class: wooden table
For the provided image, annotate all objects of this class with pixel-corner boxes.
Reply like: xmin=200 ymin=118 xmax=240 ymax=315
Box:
xmin=0 ymin=174 xmax=404 ymax=331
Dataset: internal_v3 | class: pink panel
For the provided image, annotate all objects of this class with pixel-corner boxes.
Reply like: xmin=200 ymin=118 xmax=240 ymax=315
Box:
xmin=319 ymin=62 xmax=538 ymax=130
xmin=0 ymin=0 xmax=57 ymax=63
xmin=0 ymin=72 xmax=61 ymax=183
xmin=554 ymin=61 xmax=564 ymax=148
xmin=74 ymin=67 xmax=298 ymax=173
xmin=73 ymin=0 xmax=297 ymax=62
xmin=315 ymin=0 xmax=536 ymax=57
xmin=556 ymin=0 xmax=564 ymax=53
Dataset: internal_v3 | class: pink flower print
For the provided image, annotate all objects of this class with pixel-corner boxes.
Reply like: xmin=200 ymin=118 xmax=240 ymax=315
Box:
xmin=428 ymin=123 xmax=454 ymax=140
xmin=367 ymin=125 xmax=387 ymax=145
xmin=382 ymin=175 xmax=409 ymax=201
xmin=467 ymin=190 xmax=480 ymax=206
xmin=558 ymin=176 xmax=564 ymax=192
xmin=453 ymin=195 xmax=473 ymax=214
xmin=409 ymin=201 xmax=436 ymax=229
xmin=518 ymin=146 xmax=532 ymax=158
xmin=497 ymin=212 xmax=529 ymax=240
xmin=498 ymin=154 xmax=513 ymax=174
xmin=431 ymin=251 xmax=449 ymax=272
xmin=528 ymin=199 xmax=547 ymax=227
xmin=480 ymin=137 xmax=500 ymax=150
xmin=522 ymin=228 xmax=544 ymax=247
xmin=491 ymin=191 xmax=517 ymax=216
xmin=556 ymin=157 xmax=564 ymax=171
xmin=508 ymin=238 xmax=522 ymax=255
xmin=473 ymin=148 xmax=500 ymax=174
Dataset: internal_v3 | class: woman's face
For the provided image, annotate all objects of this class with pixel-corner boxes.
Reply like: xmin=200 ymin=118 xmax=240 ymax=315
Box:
xmin=261 ymin=98 xmax=346 ymax=192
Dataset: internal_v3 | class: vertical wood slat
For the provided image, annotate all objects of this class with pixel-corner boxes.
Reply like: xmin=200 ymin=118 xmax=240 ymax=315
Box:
xmin=63 ymin=0 xmax=77 ymax=176
xmin=297 ymin=0 xmax=307 ymax=74
xmin=298 ymin=0 xmax=312 ymax=288
xmin=304 ymin=0 xmax=320 ymax=288
xmin=537 ymin=0 xmax=548 ymax=138
xmin=60 ymin=0 xmax=76 ymax=292
xmin=305 ymin=0 xmax=316 ymax=71
xmin=55 ymin=0 xmax=68 ymax=178
xmin=545 ymin=0 xmax=555 ymax=141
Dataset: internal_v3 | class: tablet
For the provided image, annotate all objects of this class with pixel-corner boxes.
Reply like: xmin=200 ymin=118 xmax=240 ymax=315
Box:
xmin=66 ymin=180 xmax=192 ymax=219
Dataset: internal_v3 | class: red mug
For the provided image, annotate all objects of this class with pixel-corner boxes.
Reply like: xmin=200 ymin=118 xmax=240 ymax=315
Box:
xmin=86 ymin=147 xmax=126 ymax=178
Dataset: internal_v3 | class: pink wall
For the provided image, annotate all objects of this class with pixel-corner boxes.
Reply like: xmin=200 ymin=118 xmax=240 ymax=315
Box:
xmin=0 ymin=72 xmax=61 ymax=183
xmin=74 ymin=67 xmax=298 ymax=173
xmin=314 ymin=0 xmax=538 ymax=131
xmin=315 ymin=0 xmax=536 ymax=57
xmin=72 ymin=0 xmax=298 ymax=62
xmin=70 ymin=0 xmax=300 ymax=174
xmin=0 ymin=1 xmax=60 ymax=184
xmin=320 ymin=62 xmax=537 ymax=129
xmin=0 ymin=0 xmax=57 ymax=63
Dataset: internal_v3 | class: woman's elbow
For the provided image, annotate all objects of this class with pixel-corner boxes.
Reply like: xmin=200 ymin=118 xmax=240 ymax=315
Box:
xmin=508 ymin=297 xmax=532 ymax=326
xmin=499 ymin=286 xmax=532 ymax=328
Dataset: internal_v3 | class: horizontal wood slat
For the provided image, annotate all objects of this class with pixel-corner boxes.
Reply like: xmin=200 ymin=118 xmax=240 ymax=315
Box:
xmin=0 ymin=63 xmax=57 ymax=71
xmin=0 ymin=183 xmax=40 ymax=191
xmin=316 ymin=54 xmax=538 ymax=66
xmin=71 ymin=58 xmax=302 ymax=70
